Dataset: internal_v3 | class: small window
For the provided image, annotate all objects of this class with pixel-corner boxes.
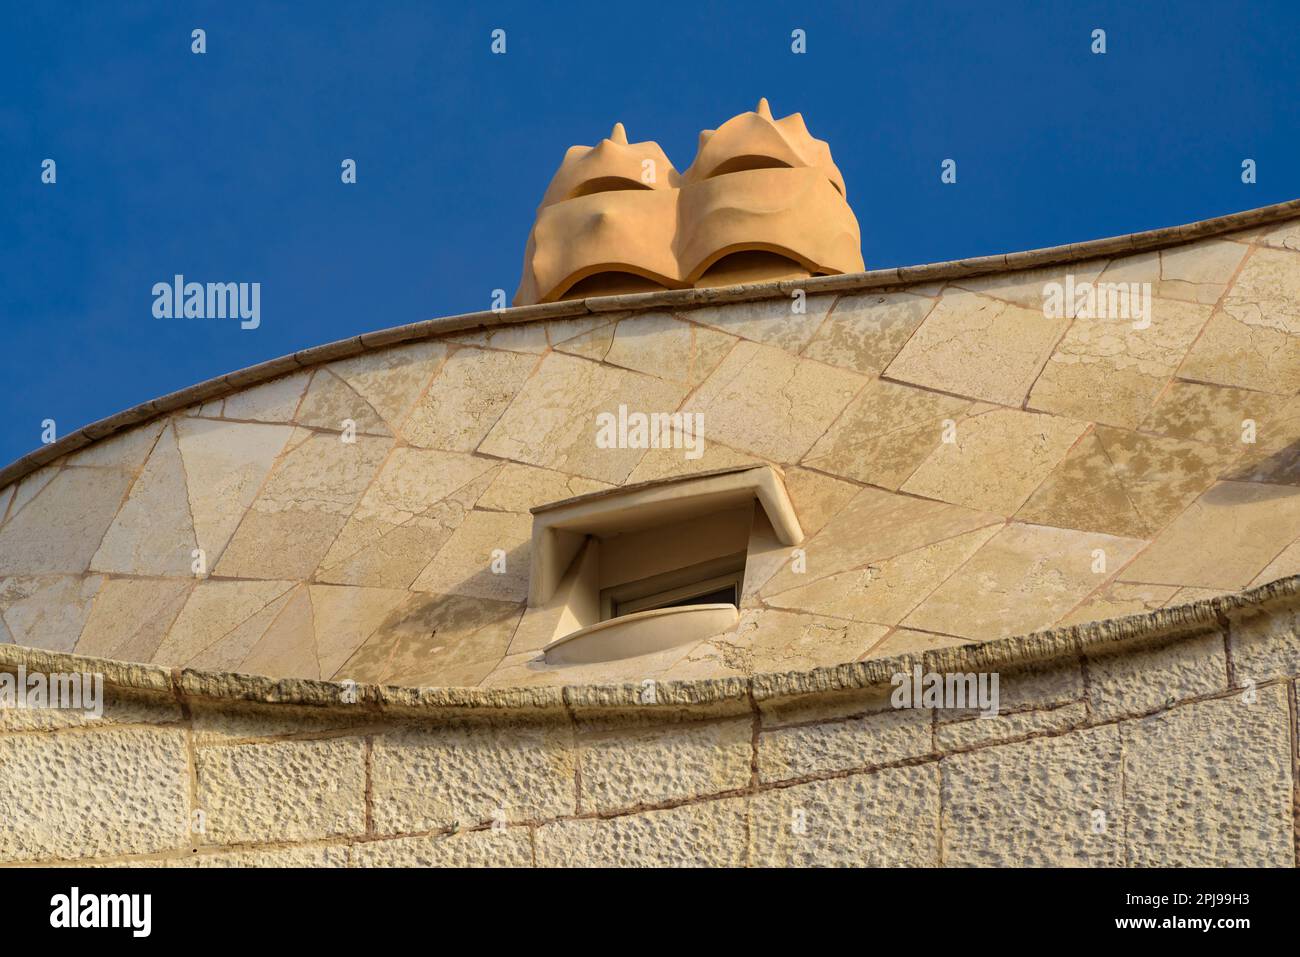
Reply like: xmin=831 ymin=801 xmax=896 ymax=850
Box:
xmin=521 ymin=465 xmax=803 ymax=664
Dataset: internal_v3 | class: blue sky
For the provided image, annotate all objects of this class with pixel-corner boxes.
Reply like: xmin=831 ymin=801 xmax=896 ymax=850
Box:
xmin=2 ymin=0 xmax=1298 ymax=468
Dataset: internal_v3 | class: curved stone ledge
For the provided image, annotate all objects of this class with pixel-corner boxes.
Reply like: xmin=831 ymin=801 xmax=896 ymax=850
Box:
xmin=3 ymin=197 xmax=1299 ymax=491
xmin=1 ymin=573 xmax=1294 ymax=719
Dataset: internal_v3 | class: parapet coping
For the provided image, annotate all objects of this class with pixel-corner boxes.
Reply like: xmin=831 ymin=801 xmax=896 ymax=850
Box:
xmin=1 ymin=574 xmax=1295 ymax=718
xmin=2 ymin=197 xmax=1298 ymax=491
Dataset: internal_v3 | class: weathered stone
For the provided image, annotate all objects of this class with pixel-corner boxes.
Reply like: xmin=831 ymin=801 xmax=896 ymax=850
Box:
xmin=1121 ymin=684 xmax=1293 ymax=866
xmin=941 ymin=725 xmax=1123 ymax=866
xmin=0 ymin=728 xmax=189 ymax=862
xmin=749 ymin=766 xmax=940 ymax=866
xmin=535 ymin=799 xmax=748 ymax=866
xmin=578 ymin=717 xmax=752 ymax=812
xmin=196 ymin=737 xmax=366 ymax=844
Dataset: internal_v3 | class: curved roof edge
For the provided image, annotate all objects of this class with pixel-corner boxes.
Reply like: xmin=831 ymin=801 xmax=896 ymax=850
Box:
xmin=1 ymin=573 xmax=1295 ymax=716
xmin=4 ymin=197 xmax=1298 ymax=491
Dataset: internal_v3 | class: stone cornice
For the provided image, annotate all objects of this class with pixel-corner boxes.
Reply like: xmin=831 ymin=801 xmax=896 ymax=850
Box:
xmin=1 ymin=573 xmax=1295 ymax=718
xmin=2 ymin=197 xmax=1297 ymax=491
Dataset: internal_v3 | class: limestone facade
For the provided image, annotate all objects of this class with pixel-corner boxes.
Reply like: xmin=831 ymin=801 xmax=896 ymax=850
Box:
xmin=1 ymin=215 xmax=1298 ymax=690
xmin=0 ymin=581 xmax=1295 ymax=866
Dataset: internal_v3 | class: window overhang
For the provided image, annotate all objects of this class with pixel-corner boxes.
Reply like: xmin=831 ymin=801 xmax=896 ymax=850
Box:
xmin=527 ymin=464 xmax=803 ymax=606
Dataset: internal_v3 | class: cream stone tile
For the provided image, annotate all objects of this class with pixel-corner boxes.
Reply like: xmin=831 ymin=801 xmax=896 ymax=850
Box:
xmin=479 ymin=351 xmax=688 ymax=483
xmin=0 ymin=484 xmax=13 ymax=525
xmin=1140 ymin=379 xmax=1296 ymax=450
xmin=411 ymin=508 xmax=532 ymax=601
xmin=603 ymin=311 xmax=736 ymax=386
xmin=65 ymin=419 xmax=165 ymax=470
xmin=727 ymin=608 xmax=888 ymax=673
xmin=305 ymin=584 xmax=411 ymax=678
xmin=402 ymin=347 xmax=537 ymax=452
xmin=186 ymin=587 xmax=299 ymax=673
xmin=236 ymin=586 xmax=320 ymax=679
xmin=884 ymin=289 xmax=1069 ymax=405
xmin=765 ymin=525 xmax=999 ymax=626
xmin=0 ymin=467 xmax=134 ymax=575
xmin=1028 ymin=298 xmax=1212 ymax=428
xmin=1217 ymin=246 xmax=1300 ymax=334
xmin=1250 ymin=220 xmax=1300 ymax=252
xmin=1014 ymin=431 xmax=1146 ymax=538
xmin=865 ymin=626 xmax=971 ymax=658
xmin=220 ymin=371 xmax=311 ymax=423
xmin=1179 ymin=247 xmax=1300 ymax=393
xmin=316 ymin=465 xmax=496 ymax=589
xmin=952 ymin=259 xmax=1106 ymax=309
xmin=781 ymin=466 xmax=860 ymax=538
xmin=152 ymin=579 xmax=297 ymax=666
xmin=761 ymin=485 xmax=1002 ymax=596
xmin=213 ymin=432 xmax=390 ymax=580
xmin=1162 ymin=586 xmax=1234 ymax=607
xmin=902 ymin=523 xmax=1146 ymax=641
xmin=624 ymin=435 xmax=761 ymax=484
xmin=1179 ymin=311 xmax=1300 ymax=395
xmin=802 ymin=378 xmax=971 ymax=488
xmin=688 ymin=340 xmax=864 ymax=463
xmin=4 ymin=465 xmax=59 ymax=521
xmin=1157 ymin=239 xmax=1249 ymax=303
xmin=337 ymin=592 xmax=524 ymax=687
xmin=1018 ymin=426 xmax=1233 ymax=538
xmin=1121 ymin=481 xmax=1300 ymax=589
xmin=450 ymin=322 xmax=549 ymax=354
xmin=91 ymin=424 xmax=197 ymax=576
xmin=0 ymin=575 xmax=102 ymax=652
xmin=901 ymin=408 xmax=1087 ymax=515
xmin=684 ymin=293 xmax=834 ymax=353
xmin=476 ymin=462 xmax=611 ymax=513
xmin=1058 ymin=581 xmax=1181 ymax=627
xmin=549 ymin=316 xmax=617 ymax=360
xmin=175 ymin=418 xmax=294 ymax=569
xmin=75 ymin=577 xmax=193 ymax=662
xmin=1250 ymin=539 xmax=1300 ymax=586
xmin=327 ymin=341 xmax=446 ymax=431
xmin=295 ymin=369 xmax=391 ymax=435
xmin=801 ymin=291 xmax=935 ymax=374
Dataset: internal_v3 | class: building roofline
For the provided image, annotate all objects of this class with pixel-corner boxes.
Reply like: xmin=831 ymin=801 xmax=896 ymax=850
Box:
xmin=3 ymin=197 xmax=1298 ymax=491
xmin=1 ymin=573 xmax=1295 ymax=716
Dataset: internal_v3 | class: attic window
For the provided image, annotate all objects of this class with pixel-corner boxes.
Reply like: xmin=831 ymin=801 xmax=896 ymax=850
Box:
xmin=526 ymin=465 xmax=802 ymax=665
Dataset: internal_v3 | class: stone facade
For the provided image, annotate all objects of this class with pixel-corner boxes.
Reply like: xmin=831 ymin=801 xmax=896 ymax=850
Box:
xmin=2 ymin=204 xmax=1300 ymax=866
xmin=1 ymin=216 xmax=1299 ymax=691
xmin=1 ymin=581 xmax=1296 ymax=866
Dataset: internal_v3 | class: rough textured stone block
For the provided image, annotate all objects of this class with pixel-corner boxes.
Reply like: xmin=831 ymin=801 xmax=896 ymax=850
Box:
xmin=0 ymin=728 xmax=189 ymax=862
xmin=1086 ymin=630 xmax=1227 ymax=719
xmin=749 ymin=765 xmax=940 ymax=866
xmin=1229 ymin=602 xmax=1300 ymax=685
xmin=578 ymin=717 xmax=752 ymax=812
xmin=371 ymin=718 xmax=576 ymax=832
xmin=196 ymin=737 xmax=366 ymax=844
xmin=1122 ymin=684 xmax=1293 ymax=866
xmin=941 ymin=725 xmax=1123 ymax=866
xmin=535 ymin=800 xmax=748 ymax=866
xmin=758 ymin=686 xmax=931 ymax=782
xmin=353 ymin=828 xmax=532 ymax=867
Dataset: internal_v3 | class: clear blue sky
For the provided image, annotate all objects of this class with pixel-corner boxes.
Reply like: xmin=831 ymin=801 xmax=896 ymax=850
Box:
xmin=3 ymin=0 xmax=1298 ymax=469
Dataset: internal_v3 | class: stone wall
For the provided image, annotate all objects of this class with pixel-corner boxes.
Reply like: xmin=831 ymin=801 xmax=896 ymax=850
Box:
xmin=3 ymin=581 xmax=1296 ymax=867
xmin=1 ymin=216 xmax=1299 ymax=690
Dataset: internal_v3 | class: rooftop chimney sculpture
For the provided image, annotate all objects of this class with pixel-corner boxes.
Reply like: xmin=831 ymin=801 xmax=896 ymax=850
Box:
xmin=514 ymin=100 xmax=864 ymax=305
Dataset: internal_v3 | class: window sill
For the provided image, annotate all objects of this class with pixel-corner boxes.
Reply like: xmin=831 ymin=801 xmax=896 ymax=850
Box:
xmin=542 ymin=603 xmax=739 ymax=666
